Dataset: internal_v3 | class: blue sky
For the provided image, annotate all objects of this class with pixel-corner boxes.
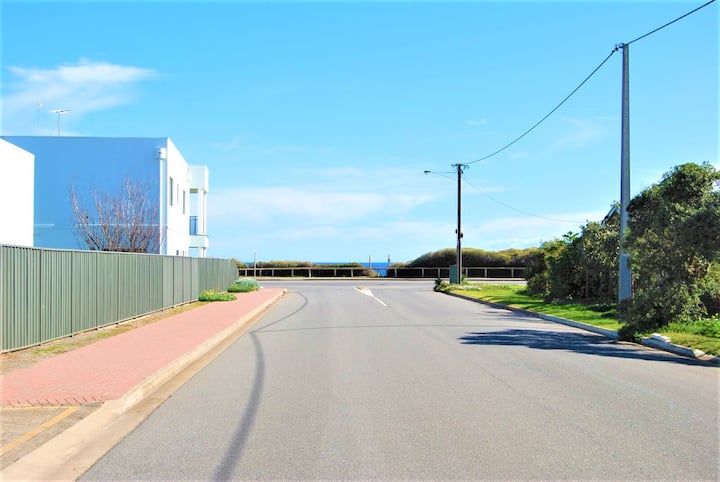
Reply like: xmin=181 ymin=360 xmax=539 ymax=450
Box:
xmin=2 ymin=1 xmax=717 ymax=263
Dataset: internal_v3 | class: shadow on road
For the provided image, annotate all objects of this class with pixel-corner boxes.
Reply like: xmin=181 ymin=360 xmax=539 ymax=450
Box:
xmin=459 ymin=329 xmax=713 ymax=367
xmin=212 ymin=332 xmax=266 ymax=480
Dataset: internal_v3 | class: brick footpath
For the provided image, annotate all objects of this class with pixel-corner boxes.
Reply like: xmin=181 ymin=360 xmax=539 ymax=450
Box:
xmin=0 ymin=288 xmax=284 ymax=406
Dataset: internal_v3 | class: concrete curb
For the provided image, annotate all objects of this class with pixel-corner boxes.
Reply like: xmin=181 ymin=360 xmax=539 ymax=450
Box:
xmin=116 ymin=288 xmax=286 ymax=413
xmin=1 ymin=289 xmax=287 ymax=482
xmin=640 ymin=336 xmax=720 ymax=365
xmin=444 ymin=291 xmax=719 ymax=365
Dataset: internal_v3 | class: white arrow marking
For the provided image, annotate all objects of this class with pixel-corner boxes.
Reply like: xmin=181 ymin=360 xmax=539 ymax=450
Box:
xmin=354 ymin=287 xmax=387 ymax=306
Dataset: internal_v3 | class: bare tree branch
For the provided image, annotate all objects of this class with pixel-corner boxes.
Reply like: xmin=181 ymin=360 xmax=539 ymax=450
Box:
xmin=70 ymin=178 xmax=161 ymax=253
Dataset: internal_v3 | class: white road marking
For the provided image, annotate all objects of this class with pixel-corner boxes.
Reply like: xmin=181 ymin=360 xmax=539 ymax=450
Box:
xmin=354 ymin=287 xmax=387 ymax=306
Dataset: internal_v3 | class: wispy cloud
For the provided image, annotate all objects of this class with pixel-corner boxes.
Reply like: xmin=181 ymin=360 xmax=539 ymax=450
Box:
xmin=465 ymin=119 xmax=488 ymax=126
xmin=551 ymin=115 xmax=613 ymax=150
xmin=477 ymin=210 xmax=606 ymax=232
xmin=2 ymin=59 xmax=157 ymax=134
xmin=553 ymin=116 xmax=607 ymax=149
xmin=209 ymin=186 xmax=433 ymax=225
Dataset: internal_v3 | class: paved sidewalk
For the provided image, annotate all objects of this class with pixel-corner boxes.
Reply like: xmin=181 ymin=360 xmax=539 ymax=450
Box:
xmin=1 ymin=288 xmax=285 ymax=407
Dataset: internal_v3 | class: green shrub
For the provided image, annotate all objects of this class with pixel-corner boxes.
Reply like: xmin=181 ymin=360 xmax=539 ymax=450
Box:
xmin=408 ymin=247 xmax=537 ymax=268
xmin=618 ymin=323 xmax=640 ymax=342
xmin=434 ymin=279 xmax=451 ymax=292
xmin=228 ymin=278 xmax=261 ymax=293
xmin=198 ymin=290 xmax=237 ymax=302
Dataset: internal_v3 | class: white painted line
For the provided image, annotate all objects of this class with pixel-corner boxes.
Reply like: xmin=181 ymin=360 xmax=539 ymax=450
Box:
xmin=354 ymin=287 xmax=387 ymax=307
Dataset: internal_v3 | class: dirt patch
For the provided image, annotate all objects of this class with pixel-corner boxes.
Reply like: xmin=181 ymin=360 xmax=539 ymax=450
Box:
xmin=0 ymin=302 xmax=207 ymax=376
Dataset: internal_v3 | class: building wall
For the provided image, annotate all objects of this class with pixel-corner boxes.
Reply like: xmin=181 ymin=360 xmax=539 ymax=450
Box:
xmin=1 ymin=136 xmax=208 ymax=256
xmin=188 ymin=164 xmax=209 ymax=257
xmin=0 ymin=139 xmax=34 ymax=246
xmin=163 ymin=139 xmax=191 ymax=256
xmin=3 ymin=136 xmax=163 ymax=250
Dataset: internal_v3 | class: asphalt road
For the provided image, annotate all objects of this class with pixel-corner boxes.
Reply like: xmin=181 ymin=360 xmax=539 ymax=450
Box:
xmin=82 ymin=280 xmax=719 ymax=480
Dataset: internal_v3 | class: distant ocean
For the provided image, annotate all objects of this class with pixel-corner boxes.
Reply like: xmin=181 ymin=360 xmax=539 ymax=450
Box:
xmin=245 ymin=261 xmax=391 ymax=276
xmin=317 ymin=261 xmax=390 ymax=276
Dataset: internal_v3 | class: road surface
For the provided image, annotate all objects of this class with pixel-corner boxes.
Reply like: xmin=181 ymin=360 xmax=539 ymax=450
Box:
xmin=82 ymin=280 xmax=719 ymax=480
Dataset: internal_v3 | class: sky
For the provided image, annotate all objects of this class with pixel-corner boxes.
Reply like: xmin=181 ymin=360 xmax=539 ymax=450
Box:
xmin=1 ymin=0 xmax=717 ymax=264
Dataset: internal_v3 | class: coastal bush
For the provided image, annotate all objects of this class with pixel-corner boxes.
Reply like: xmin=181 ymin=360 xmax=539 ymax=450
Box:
xmin=624 ymin=162 xmax=720 ymax=331
xmin=228 ymin=278 xmax=261 ymax=293
xmin=408 ymin=247 xmax=537 ymax=268
xmin=198 ymin=290 xmax=237 ymax=302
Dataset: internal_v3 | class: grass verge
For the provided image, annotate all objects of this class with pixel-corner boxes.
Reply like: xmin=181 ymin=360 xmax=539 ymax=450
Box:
xmin=445 ymin=283 xmax=622 ymax=331
xmin=656 ymin=320 xmax=720 ymax=356
xmin=443 ymin=283 xmax=720 ymax=356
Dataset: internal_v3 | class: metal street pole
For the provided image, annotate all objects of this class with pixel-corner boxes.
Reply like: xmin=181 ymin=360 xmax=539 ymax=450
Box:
xmin=618 ymin=43 xmax=632 ymax=303
xmin=454 ymin=163 xmax=468 ymax=283
xmin=50 ymin=109 xmax=69 ymax=136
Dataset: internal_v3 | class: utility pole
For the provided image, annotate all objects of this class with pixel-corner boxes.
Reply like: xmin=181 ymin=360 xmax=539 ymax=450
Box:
xmin=618 ymin=43 xmax=632 ymax=303
xmin=454 ymin=163 xmax=468 ymax=284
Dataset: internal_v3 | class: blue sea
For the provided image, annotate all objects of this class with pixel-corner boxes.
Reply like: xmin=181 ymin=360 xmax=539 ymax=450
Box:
xmin=245 ymin=261 xmax=391 ymax=276
xmin=322 ymin=261 xmax=391 ymax=276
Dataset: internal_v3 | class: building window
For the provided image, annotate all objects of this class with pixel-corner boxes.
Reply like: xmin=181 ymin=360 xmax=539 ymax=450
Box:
xmin=169 ymin=177 xmax=174 ymax=206
xmin=183 ymin=190 xmax=186 ymax=214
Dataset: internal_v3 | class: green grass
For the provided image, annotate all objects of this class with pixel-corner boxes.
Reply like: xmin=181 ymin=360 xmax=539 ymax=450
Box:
xmin=445 ymin=283 xmax=720 ymax=356
xmin=198 ymin=289 xmax=237 ymax=302
xmin=655 ymin=319 xmax=720 ymax=356
xmin=447 ymin=283 xmax=622 ymax=330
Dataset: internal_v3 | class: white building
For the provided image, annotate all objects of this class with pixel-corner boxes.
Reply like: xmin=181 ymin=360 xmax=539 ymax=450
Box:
xmin=0 ymin=139 xmax=35 ymax=246
xmin=1 ymin=136 xmax=209 ymax=257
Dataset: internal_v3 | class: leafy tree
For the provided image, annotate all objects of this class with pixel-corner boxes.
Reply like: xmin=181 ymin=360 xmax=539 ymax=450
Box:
xmin=624 ymin=162 xmax=720 ymax=331
xmin=525 ymin=220 xmax=618 ymax=303
xmin=581 ymin=220 xmax=619 ymax=301
xmin=525 ymin=238 xmax=565 ymax=298
xmin=70 ymin=178 xmax=161 ymax=253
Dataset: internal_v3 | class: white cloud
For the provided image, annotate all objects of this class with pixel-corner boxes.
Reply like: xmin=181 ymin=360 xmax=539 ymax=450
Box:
xmin=2 ymin=59 xmax=157 ymax=134
xmin=209 ymin=186 xmax=433 ymax=225
xmin=551 ymin=116 xmax=610 ymax=150
xmin=465 ymin=119 xmax=488 ymax=126
xmin=460 ymin=210 xmax=608 ymax=250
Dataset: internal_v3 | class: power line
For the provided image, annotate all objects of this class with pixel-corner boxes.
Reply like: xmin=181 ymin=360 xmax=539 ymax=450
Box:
xmin=626 ymin=0 xmax=716 ymax=45
xmin=467 ymin=50 xmax=616 ymax=165
xmin=462 ymin=176 xmax=586 ymax=224
xmin=466 ymin=0 xmax=715 ymax=166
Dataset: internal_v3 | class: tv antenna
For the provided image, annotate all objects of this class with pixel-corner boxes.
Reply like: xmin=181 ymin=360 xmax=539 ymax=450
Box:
xmin=49 ymin=109 xmax=69 ymax=136
xmin=36 ymin=102 xmax=43 ymax=130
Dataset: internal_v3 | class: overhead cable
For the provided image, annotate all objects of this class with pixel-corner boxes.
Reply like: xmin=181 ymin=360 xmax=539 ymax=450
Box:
xmin=467 ymin=50 xmax=616 ymax=165
xmin=467 ymin=0 xmax=716 ymax=165
xmin=626 ymin=0 xmax=716 ymax=45
xmin=462 ymin=177 xmax=586 ymax=224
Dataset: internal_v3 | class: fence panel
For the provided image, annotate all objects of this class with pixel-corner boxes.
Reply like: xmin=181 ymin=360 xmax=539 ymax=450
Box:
xmin=40 ymin=249 xmax=73 ymax=342
xmin=147 ymin=256 xmax=164 ymax=313
xmin=96 ymin=252 xmax=119 ymax=327
xmin=1 ymin=247 xmax=41 ymax=351
xmin=118 ymin=254 xmax=138 ymax=321
xmin=190 ymin=258 xmax=199 ymax=299
xmin=172 ymin=257 xmax=184 ymax=306
xmin=1 ymin=244 xmax=238 ymax=352
xmin=71 ymin=251 xmax=99 ymax=333
xmin=162 ymin=256 xmax=175 ymax=308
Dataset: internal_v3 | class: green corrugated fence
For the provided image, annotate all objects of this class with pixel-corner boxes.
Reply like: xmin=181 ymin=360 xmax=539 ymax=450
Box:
xmin=0 ymin=245 xmax=237 ymax=352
